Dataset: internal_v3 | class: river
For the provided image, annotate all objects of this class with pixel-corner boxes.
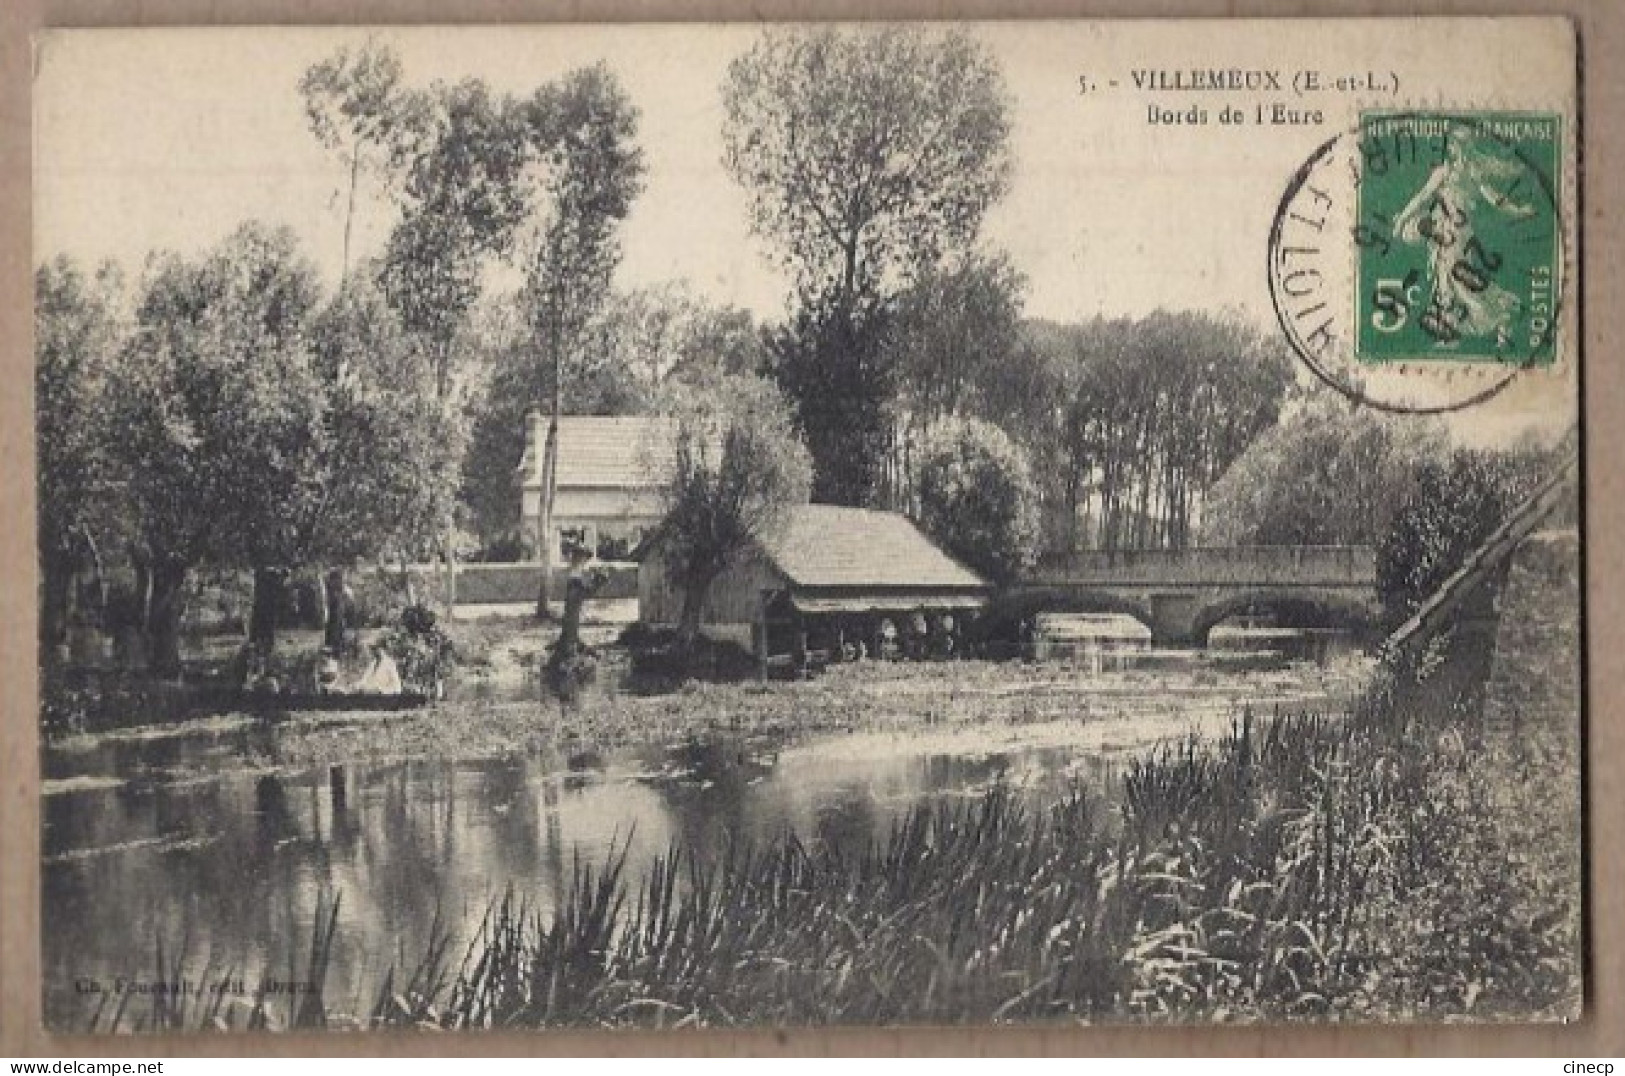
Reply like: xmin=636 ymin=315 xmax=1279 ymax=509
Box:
xmin=40 ymin=620 xmax=1370 ymax=1030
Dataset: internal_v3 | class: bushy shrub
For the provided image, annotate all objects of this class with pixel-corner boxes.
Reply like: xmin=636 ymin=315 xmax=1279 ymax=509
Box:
xmin=377 ymin=604 xmax=456 ymax=693
xmin=616 ymin=621 xmax=671 ymax=649
xmin=1201 ymin=397 xmax=1445 ymax=547
xmin=912 ymin=417 xmax=1041 ymax=585
xmin=622 ymin=624 xmax=755 ymax=684
xmin=543 ymin=646 xmax=599 ymax=707
xmin=1376 ymin=449 xmax=1548 ymax=627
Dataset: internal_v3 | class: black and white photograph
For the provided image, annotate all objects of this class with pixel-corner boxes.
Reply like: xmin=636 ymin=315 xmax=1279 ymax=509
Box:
xmin=29 ymin=18 xmax=1583 ymax=1033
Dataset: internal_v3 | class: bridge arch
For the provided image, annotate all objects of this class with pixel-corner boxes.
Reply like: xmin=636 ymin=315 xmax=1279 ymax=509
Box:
xmin=1189 ymin=590 xmax=1380 ymax=648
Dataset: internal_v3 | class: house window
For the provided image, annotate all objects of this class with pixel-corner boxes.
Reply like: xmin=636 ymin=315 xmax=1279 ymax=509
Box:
xmin=597 ymin=532 xmax=634 ymax=561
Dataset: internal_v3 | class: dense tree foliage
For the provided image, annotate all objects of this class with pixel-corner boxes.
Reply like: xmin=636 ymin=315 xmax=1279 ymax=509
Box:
xmin=1053 ymin=314 xmax=1296 ymax=551
xmin=36 ymin=227 xmax=472 ymax=671
xmin=1202 ymin=396 xmax=1447 ymax=549
xmin=722 ymin=26 xmax=1010 ymax=310
xmin=723 ymin=26 xmax=1011 ymax=508
xmin=762 ymin=297 xmax=896 ymax=507
xmin=110 ymin=224 xmax=325 ymax=671
xmin=891 ymin=252 xmax=1026 ymax=429
xmin=35 ymin=258 xmax=127 ymax=654
xmin=305 ymin=277 xmax=461 ymax=567
xmin=912 ymin=418 xmax=1041 ymax=586
xmin=378 ymin=78 xmax=532 ymax=402
xmin=955 ymin=313 xmax=1296 ymax=553
xmin=882 ymin=252 xmax=1026 ymax=507
xmin=653 ymin=373 xmax=812 ymax=657
xmin=1376 ymin=446 xmax=1560 ymax=627
xmin=721 ymin=29 xmax=1290 ymax=543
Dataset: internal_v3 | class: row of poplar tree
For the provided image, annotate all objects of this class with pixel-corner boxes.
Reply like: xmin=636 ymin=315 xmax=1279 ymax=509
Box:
xmin=43 ymin=26 xmax=1488 ymax=673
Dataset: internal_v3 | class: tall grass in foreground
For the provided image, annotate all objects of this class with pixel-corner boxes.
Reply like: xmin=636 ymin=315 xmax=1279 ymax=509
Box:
xmin=91 ymin=668 xmax=1581 ymax=1031
xmin=374 ymin=673 xmax=1580 ymax=1028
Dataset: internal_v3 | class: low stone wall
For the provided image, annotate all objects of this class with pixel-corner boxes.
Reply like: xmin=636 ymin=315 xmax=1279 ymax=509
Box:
xmin=400 ymin=562 xmax=640 ymax=605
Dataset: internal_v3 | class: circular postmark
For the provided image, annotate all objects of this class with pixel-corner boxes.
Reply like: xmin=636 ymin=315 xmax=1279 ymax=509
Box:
xmin=1267 ymin=111 xmax=1565 ymax=414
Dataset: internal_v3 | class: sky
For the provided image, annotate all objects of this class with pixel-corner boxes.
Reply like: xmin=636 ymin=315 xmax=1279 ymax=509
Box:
xmin=30 ymin=22 xmax=1349 ymax=324
xmin=32 ymin=20 xmax=1578 ymax=444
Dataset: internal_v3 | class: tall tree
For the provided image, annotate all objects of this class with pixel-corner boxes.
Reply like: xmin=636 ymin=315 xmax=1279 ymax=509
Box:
xmin=973 ymin=323 xmax=1075 ymax=548
xmin=380 ymin=78 xmax=531 ymax=403
xmin=763 ymin=297 xmax=895 ymax=506
xmin=722 ymin=26 xmax=1012 ymax=506
xmin=1037 ymin=312 xmax=1296 ymax=552
xmin=722 ymin=26 xmax=1011 ymax=312
xmin=303 ymin=278 xmax=462 ymax=641
xmin=114 ymin=223 xmax=323 ymax=674
xmin=886 ymin=251 xmax=1026 ymax=507
xmin=515 ymin=64 xmax=644 ymax=615
xmin=892 ymin=251 xmax=1026 ymax=427
xmin=376 ymin=77 xmax=532 ymax=609
xmin=299 ymin=39 xmax=405 ymax=281
xmin=35 ymin=257 xmax=126 ymax=657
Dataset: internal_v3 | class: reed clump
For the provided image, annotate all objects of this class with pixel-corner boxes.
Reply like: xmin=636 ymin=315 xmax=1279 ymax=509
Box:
xmin=382 ymin=670 xmax=1578 ymax=1028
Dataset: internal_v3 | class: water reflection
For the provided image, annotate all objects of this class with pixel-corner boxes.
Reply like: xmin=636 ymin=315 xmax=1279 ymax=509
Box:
xmin=41 ymin=641 xmax=1361 ymax=1031
xmin=43 ymin=726 xmax=1107 ymax=1028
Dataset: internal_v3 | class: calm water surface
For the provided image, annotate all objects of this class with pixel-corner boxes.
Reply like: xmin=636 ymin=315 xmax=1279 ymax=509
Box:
xmin=41 ymin=624 xmax=1362 ymax=1029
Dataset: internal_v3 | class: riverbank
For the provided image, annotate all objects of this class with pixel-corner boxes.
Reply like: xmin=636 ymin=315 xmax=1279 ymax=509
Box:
xmin=46 ymin=651 xmax=1375 ymax=780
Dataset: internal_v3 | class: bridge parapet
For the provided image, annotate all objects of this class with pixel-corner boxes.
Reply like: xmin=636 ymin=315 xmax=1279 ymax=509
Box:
xmin=1032 ymin=545 xmax=1376 ymax=587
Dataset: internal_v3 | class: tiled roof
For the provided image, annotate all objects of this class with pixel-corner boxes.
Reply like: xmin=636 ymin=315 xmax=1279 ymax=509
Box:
xmin=761 ymin=505 xmax=988 ymax=591
xmin=518 ymin=416 xmax=682 ymax=490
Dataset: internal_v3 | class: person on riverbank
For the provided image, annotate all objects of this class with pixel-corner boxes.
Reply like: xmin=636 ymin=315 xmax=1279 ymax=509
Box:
xmin=356 ymin=641 xmax=402 ymax=695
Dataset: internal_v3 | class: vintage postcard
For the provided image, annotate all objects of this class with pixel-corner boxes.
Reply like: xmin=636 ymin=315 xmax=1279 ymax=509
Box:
xmin=31 ymin=18 xmax=1581 ymax=1032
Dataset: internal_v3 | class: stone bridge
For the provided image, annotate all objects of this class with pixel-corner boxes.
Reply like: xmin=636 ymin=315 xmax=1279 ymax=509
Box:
xmin=1012 ymin=545 xmax=1381 ymax=647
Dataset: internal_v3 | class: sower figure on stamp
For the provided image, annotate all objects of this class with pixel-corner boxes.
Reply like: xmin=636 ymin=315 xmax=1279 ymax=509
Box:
xmin=1390 ymin=125 xmax=1532 ymax=345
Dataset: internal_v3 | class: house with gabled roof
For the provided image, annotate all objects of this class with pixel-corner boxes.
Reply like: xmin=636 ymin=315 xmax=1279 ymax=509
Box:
xmin=637 ymin=503 xmax=991 ymax=662
xmin=516 ymin=411 xmax=682 ymax=562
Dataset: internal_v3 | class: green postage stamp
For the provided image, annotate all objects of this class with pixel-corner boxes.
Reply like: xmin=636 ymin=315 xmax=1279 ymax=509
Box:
xmin=1354 ymin=112 xmax=1562 ymax=366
